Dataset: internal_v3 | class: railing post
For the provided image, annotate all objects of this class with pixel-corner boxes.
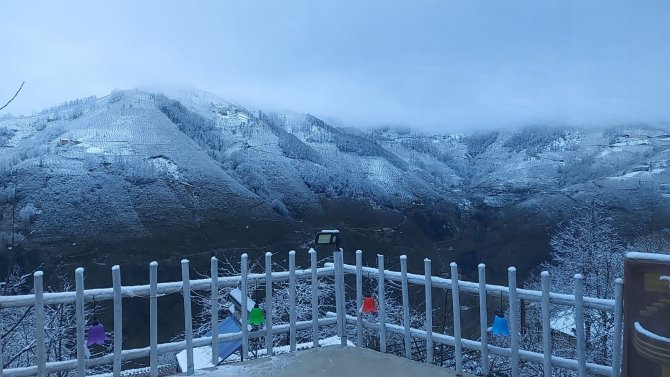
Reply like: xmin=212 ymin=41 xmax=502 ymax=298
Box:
xmin=425 ymin=258 xmax=433 ymax=364
xmin=265 ymin=252 xmax=274 ymax=356
xmin=34 ymin=272 xmax=46 ymax=377
xmin=401 ymin=255 xmax=411 ymax=359
xmin=478 ymin=264 xmax=489 ymax=375
xmin=309 ymin=248 xmax=319 ymax=348
xmin=334 ymin=250 xmax=347 ymax=347
xmin=574 ymin=274 xmax=586 ymax=377
xmin=450 ymin=262 xmax=463 ymax=375
xmin=149 ymin=262 xmax=158 ymax=377
xmin=612 ymin=278 xmax=624 ymax=377
xmin=334 ymin=250 xmax=342 ymax=339
xmin=289 ymin=250 xmax=297 ymax=351
xmin=377 ymin=254 xmax=387 ymax=353
xmin=75 ymin=268 xmax=86 ymax=377
xmin=508 ymin=267 xmax=520 ymax=377
xmin=240 ymin=254 xmax=249 ymax=360
xmin=541 ymin=271 xmax=552 ymax=377
xmin=112 ymin=265 xmax=122 ymax=377
xmin=210 ymin=257 xmax=219 ymax=365
xmin=356 ymin=250 xmax=363 ymax=347
xmin=181 ymin=259 xmax=194 ymax=375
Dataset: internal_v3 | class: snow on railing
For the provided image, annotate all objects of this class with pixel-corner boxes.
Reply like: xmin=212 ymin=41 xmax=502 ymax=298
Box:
xmin=331 ymin=252 xmax=624 ymax=377
xmin=0 ymin=249 xmax=624 ymax=377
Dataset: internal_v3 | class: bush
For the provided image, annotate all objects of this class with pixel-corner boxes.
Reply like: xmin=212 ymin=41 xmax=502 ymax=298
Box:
xmin=0 ymin=127 xmax=15 ymax=146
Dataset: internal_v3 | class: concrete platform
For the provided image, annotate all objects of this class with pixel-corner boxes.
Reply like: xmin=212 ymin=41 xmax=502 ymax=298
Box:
xmin=188 ymin=346 xmax=473 ymax=377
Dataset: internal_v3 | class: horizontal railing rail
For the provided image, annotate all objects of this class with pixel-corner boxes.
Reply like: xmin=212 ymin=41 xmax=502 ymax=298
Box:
xmin=0 ymin=267 xmax=335 ymax=309
xmin=2 ymin=317 xmax=338 ymax=377
xmin=325 ymin=313 xmax=612 ymax=376
xmin=337 ymin=263 xmax=616 ymax=311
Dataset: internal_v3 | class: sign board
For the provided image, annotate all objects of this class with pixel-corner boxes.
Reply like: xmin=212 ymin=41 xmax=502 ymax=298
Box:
xmin=314 ymin=229 xmax=341 ymax=249
xmin=622 ymin=252 xmax=670 ymax=377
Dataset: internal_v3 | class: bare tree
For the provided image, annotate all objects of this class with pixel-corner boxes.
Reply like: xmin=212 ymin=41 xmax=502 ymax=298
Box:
xmin=0 ymin=82 xmax=24 ymax=112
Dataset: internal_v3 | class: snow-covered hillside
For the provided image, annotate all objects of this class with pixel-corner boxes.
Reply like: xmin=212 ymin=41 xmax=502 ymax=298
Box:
xmin=1 ymin=89 xmax=669 ymax=261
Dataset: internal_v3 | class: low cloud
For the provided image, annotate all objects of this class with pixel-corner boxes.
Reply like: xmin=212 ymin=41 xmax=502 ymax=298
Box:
xmin=1 ymin=0 xmax=669 ymax=131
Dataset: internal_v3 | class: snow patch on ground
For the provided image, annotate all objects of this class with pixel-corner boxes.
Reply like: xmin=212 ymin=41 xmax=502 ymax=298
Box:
xmin=176 ymin=336 xmax=352 ymax=372
xmin=607 ymin=168 xmax=665 ymax=180
xmin=150 ymin=156 xmax=187 ymax=183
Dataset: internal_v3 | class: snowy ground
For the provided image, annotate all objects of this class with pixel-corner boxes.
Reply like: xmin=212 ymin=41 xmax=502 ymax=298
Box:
xmin=181 ymin=346 xmax=473 ymax=377
xmin=176 ymin=336 xmax=352 ymax=371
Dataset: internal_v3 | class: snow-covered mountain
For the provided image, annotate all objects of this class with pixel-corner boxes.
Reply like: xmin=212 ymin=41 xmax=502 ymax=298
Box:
xmin=1 ymin=89 xmax=669 ymax=274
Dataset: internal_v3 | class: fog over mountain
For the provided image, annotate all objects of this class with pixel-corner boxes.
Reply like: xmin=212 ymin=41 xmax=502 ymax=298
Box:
xmin=1 ymin=89 xmax=669 ymax=280
xmin=2 ymin=1 xmax=670 ymax=131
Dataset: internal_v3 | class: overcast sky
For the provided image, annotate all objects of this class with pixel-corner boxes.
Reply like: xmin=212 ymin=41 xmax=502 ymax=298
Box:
xmin=1 ymin=1 xmax=669 ymax=131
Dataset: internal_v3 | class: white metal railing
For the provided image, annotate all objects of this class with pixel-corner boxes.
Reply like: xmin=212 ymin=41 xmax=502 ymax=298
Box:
xmin=337 ymin=250 xmax=624 ymax=376
xmin=0 ymin=249 xmax=624 ymax=377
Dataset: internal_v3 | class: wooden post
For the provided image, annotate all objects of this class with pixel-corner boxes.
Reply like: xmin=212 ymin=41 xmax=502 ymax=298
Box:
xmin=240 ymin=254 xmax=249 ymax=360
xmin=265 ymin=252 xmax=274 ymax=356
xmin=309 ymin=249 xmax=319 ymax=348
xmin=508 ymin=267 xmax=519 ymax=377
xmin=356 ymin=250 xmax=363 ymax=347
xmin=75 ymin=268 xmax=86 ymax=377
xmin=401 ymin=255 xmax=411 ymax=359
xmin=377 ymin=254 xmax=387 ymax=353
xmin=210 ymin=257 xmax=219 ymax=365
xmin=289 ymin=250 xmax=297 ymax=351
xmin=34 ymin=272 xmax=46 ymax=377
xmin=450 ymin=263 xmax=463 ymax=375
xmin=149 ymin=262 xmax=158 ymax=377
xmin=425 ymin=258 xmax=434 ymax=364
xmin=181 ymin=260 xmax=194 ymax=375
xmin=574 ymin=274 xmax=586 ymax=377
xmin=541 ymin=271 xmax=552 ymax=377
xmin=478 ymin=264 xmax=489 ymax=375
xmin=112 ymin=265 xmax=122 ymax=377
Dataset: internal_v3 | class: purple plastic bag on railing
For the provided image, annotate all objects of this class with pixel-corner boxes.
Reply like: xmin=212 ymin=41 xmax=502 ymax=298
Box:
xmin=86 ymin=322 xmax=107 ymax=346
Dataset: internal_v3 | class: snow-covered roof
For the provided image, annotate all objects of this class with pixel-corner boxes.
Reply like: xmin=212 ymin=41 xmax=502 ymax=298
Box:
xmin=550 ymin=310 xmax=576 ymax=337
xmin=626 ymin=252 xmax=670 ymax=263
xmin=228 ymin=288 xmax=256 ymax=313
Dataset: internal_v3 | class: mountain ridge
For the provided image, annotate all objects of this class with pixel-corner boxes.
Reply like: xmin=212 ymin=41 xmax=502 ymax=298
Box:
xmin=1 ymin=89 xmax=669 ymax=278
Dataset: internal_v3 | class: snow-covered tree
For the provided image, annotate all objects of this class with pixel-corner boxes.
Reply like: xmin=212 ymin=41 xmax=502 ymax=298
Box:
xmin=521 ymin=201 xmax=626 ymax=374
xmin=628 ymin=231 xmax=670 ymax=254
xmin=546 ymin=201 xmax=624 ymax=299
xmin=1 ymin=266 xmax=96 ymax=376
